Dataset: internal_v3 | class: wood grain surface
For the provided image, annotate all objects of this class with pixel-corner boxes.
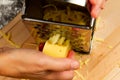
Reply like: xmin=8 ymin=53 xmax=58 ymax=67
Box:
xmin=0 ymin=0 xmax=120 ymax=80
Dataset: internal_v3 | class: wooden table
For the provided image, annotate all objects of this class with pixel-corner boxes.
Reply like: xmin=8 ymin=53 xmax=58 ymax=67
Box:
xmin=0 ymin=0 xmax=120 ymax=80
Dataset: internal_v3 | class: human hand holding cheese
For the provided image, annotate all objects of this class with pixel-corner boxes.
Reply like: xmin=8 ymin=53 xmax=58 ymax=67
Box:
xmin=0 ymin=29 xmax=78 ymax=80
xmin=0 ymin=47 xmax=79 ymax=80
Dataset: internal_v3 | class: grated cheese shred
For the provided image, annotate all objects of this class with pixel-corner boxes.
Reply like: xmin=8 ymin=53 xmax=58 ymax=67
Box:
xmin=75 ymin=70 xmax=85 ymax=80
xmin=0 ymin=30 xmax=20 ymax=48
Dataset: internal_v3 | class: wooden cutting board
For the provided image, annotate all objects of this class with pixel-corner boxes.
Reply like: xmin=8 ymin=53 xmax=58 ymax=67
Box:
xmin=0 ymin=0 xmax=120 ymax=80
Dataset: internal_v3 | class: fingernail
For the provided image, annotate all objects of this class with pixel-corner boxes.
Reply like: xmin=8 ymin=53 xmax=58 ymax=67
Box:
xmin=71 ymin=61 xmax=79 ymax=69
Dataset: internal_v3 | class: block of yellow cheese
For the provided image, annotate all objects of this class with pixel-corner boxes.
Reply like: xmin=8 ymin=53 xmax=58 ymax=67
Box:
xmin=42 ymin=34 xmax=71 ymax=58
xmin=43 ymin=41 xmax=71 ymax=58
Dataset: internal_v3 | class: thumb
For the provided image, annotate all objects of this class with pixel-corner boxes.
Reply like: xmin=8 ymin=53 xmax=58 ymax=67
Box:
xmin=42 ymin=55 xmax=79 ymax=71
xmin=91 ymin=5 xmax=101 ymax=18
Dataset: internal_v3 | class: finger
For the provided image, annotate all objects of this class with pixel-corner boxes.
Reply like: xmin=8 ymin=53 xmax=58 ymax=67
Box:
xmin=90 ymin=0 xmax=104 ymax=7
xmin=45 ymin=70 xmax=74 ymax=80
xmin=29 ymin=70 xmax=74 ymax=80
xmin=40 ymin=54 xmax=79 ymax=71
xmin=90 ymin=0 xmax=106 ymax=18
xmin=91 ymin=5 xmax=101 ymax=18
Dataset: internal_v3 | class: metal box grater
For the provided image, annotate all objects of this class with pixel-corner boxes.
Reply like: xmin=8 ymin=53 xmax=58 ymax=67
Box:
xmin=22 ymin=0 xmax=96 ymax=53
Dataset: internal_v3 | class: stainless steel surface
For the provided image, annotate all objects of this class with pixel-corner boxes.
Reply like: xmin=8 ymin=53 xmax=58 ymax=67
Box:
xmin=22 ymin=0 xmax=96 ymax=53
xmin=62 ymin=0 xmax=87 ymax=7
xmin=22 ymin=0 xmax=92 ymax=29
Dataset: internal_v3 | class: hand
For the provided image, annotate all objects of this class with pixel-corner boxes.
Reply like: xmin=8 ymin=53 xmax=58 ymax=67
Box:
xmin=89 ymin=0 xmax=106 ymax=18
xmin=0 ymin=48 xmax=79 ymax=80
